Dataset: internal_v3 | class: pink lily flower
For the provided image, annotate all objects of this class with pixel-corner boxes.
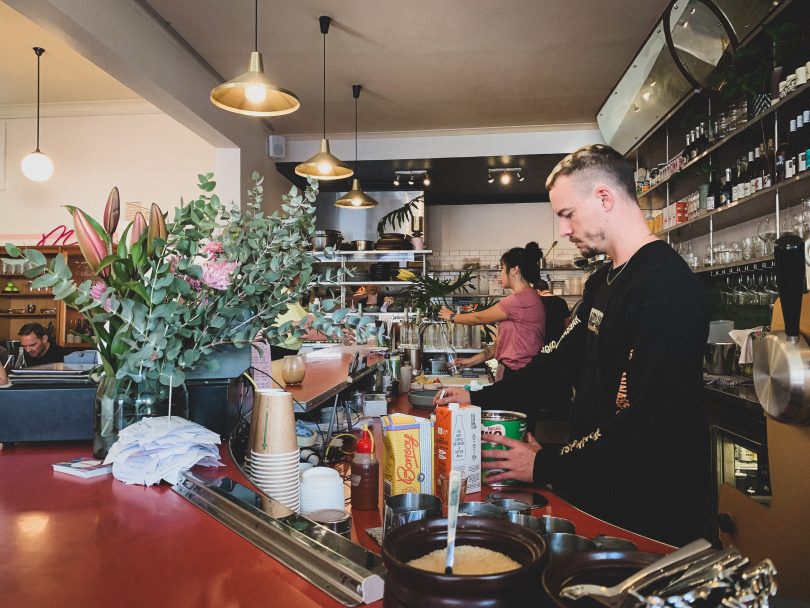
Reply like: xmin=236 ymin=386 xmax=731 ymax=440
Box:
xmin=73 ymin=209 xmax=109 ymax=278
xmin=103 ymin=187 xmax=120 ymax=236
xmin=131 ymin=212 xmax=147 ymax=246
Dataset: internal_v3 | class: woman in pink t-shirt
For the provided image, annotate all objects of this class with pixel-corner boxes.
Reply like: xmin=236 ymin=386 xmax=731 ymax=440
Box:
xmin=439 ymin=242 xmax=545 ymax=378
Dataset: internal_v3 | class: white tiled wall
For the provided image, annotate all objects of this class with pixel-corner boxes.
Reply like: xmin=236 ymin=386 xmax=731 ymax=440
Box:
xmin=425 ymin=201 xmax=580 ymax=267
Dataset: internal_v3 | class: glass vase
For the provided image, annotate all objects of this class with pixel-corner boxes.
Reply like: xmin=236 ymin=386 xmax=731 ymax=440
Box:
xmin=93 ymin=373 xmax=189 ymax=458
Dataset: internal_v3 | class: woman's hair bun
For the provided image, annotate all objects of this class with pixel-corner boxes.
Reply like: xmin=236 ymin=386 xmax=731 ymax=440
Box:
xmin=524 ymin=241 xmax=542 ymax=263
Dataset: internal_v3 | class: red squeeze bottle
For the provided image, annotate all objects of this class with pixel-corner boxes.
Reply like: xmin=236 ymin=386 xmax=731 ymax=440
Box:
xmin=351 ymin=425 xmax=379 ymax=510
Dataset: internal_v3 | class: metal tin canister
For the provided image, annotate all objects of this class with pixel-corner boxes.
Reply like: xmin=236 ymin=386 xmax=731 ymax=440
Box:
xmin=481 ymin=410 xmax=528 ymax=486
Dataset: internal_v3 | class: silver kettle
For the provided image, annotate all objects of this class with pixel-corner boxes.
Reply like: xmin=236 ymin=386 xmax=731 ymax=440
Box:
xmin=753 ymin=234 xmax=810 ymax=423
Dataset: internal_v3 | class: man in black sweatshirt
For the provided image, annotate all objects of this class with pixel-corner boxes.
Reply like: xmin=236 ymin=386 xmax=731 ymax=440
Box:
xmin=436 ymin=144 xmax=711 ymax=546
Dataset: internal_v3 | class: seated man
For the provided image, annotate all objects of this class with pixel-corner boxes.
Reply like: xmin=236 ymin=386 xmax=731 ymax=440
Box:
xmin=18 ymin=323 xmax=68 ymax=367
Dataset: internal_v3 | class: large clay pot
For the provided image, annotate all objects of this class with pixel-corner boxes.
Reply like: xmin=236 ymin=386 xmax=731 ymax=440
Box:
xmin=381 ymin=516 xmax=547 ymax=608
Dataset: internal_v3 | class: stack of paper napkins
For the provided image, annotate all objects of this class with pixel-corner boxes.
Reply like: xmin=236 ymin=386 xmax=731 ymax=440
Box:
xmin=103 ymin=416 xmax=224 ymax=485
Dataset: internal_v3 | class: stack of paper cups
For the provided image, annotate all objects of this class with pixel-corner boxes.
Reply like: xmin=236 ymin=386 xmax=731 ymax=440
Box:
xmin=246 ymin=387 xmax=285 ymax=474
xmin=248 ymin=390 xmax=301 ymax=511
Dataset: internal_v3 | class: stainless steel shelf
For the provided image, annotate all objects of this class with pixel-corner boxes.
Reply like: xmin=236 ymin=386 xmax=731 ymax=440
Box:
xmin=319 ymin=281 xmax=411 ymax=286
xmin=423 ymin=348 xmax=484 ymax=354
xmin=309 ymin=250 xmax=432 ymax=262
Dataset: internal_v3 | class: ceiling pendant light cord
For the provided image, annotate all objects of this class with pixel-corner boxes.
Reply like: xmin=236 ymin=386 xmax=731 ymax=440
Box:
xmin=35 ymin=48 xmax=41 ymax=152
xmin=322 ymin=32 xmax=327 ymax=140
xmin=355 ymin=96 xmax=358 ymax=172
xmin=254 ymin=0 xmax=258 ymax=52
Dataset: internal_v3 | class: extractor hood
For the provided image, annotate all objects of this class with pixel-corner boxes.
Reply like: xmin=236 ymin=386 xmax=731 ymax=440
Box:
xmin=597 ymin=0 xmax=782 ymax=155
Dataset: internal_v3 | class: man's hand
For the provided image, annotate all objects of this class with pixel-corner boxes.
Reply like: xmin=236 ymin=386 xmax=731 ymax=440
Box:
xmin=433 ymin=386 xmax=470 ymax=405
xmin=481 ymin=432 xmax=542 ymax=484
xmin=438 ymin=306 xmax=454 ymax=322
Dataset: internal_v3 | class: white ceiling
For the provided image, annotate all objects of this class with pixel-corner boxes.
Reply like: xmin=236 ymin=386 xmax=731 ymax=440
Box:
xmin=0 ymin=1 xmax=138 ymax=106
xmin=1 ymin=0 xmax=672 ymax=137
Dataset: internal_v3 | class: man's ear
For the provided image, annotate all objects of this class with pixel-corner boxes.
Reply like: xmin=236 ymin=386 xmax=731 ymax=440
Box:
xmin=42 ymin=334 xmax=49 ymax=344
xmin=595 ymin=186 xmax=614 ymax=212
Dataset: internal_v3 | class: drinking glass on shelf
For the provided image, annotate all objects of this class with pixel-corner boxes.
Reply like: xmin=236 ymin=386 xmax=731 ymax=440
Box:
xmin=757 ymin=218 xmax=776 ymax=253
xmin=281 ymin=355 xmax=306 ymax=386
xmin=780 ymin=208 xmax=797 ymax=237
xmin=720 ymin=275 xmax=734 ymax=305
xmin=742 ymin=236 xmax=754 ymax=261
xmin=792 ymin=214 xmax=805 ymax=238
xmin=801 ymin=197 xmax=810 ymax=233
xmin=730 ymin=242 xmax=742 ymax=263
xmin=704 ymin=244 xmax=713 ymax=267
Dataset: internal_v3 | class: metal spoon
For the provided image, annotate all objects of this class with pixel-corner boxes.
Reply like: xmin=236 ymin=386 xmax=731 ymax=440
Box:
xmin=559 ymin=538 xmax=712 ymax=603
xmin=444 ymin=469 xmax=462 ymax=575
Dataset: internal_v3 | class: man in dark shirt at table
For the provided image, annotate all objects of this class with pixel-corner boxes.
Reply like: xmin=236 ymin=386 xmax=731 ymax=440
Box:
xmin=18 ymin=323 xmax=68 ymax=367
xmin=437 ymin=144 xmax=711 ymax=546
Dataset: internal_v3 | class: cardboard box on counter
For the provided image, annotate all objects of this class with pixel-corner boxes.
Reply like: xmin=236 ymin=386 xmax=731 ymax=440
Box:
xmin=381 ymin=414 xmax=434 ymax=498
xmin=434 ymin=403 xmax=481 ymax=493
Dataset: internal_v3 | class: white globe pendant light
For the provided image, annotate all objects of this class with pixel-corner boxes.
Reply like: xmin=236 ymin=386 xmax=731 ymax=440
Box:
xmin=21 ymin=47 xmax=54 ymax=182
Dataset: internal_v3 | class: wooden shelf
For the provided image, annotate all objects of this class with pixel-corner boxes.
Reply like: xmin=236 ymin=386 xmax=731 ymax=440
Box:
xmin=0 ymin=313 xmax=57 ymax=318
xmin=638 ymin=82 xmax=810 ymax=211
xmin=0 ymin=292 xmax=54 ymax=297
xmin=657 ymin=170 xmax=810 ymax=242
xmin=692 ymin=256 xmax=774 ymax=275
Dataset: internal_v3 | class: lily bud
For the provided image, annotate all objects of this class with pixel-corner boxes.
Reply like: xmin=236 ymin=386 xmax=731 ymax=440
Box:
xmin=103 ymin=187 xmax=120 ymax=236
xmin=147 ymin=203 xmax=168 ymax=255
xmin=131 ymin=212 xmax=147 ymax=246
xmin=73 ymin=209 xmax=109 ymax=277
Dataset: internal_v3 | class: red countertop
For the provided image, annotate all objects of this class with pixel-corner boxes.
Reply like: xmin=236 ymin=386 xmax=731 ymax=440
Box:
xmin=0 ymin=389 xmax=673 ymax=608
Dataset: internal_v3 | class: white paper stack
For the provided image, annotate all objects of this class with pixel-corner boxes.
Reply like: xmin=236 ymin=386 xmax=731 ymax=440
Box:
xmin=103 ymin=416 xmax=223 ymax=485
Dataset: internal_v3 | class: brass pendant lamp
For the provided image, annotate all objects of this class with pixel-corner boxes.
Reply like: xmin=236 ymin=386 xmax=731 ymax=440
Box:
xmin=336 ymin=85 xmax=378 ymax=208
xmin=295 ymin=16 xmax=353 ymax=181
xmin=210 ymin=0 xmax=300 ymax=116
xmin=21 ymin=47 xmax=54 ymax=182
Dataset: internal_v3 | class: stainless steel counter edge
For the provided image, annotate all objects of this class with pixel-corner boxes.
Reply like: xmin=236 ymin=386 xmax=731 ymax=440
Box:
xmin=172 ymin=471 xmax=386 ymax=606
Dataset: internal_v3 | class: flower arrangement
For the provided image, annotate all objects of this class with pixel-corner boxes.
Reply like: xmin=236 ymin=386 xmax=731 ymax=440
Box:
xmin=6 ymin=172 xmax=372 ymax=387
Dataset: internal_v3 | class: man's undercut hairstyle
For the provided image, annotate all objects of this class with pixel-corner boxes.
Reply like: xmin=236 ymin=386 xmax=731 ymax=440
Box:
xmin=546 ymin=144 xmax=637 ymax=201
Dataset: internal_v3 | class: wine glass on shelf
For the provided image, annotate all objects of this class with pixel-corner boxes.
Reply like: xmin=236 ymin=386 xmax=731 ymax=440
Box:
xmin=780 ymin=207 xmax=797 ymax=237
xmin=757 ymin=218 xmax=776 ymax=255
xmin=801 ymin=197 xmax=810 ymax=235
